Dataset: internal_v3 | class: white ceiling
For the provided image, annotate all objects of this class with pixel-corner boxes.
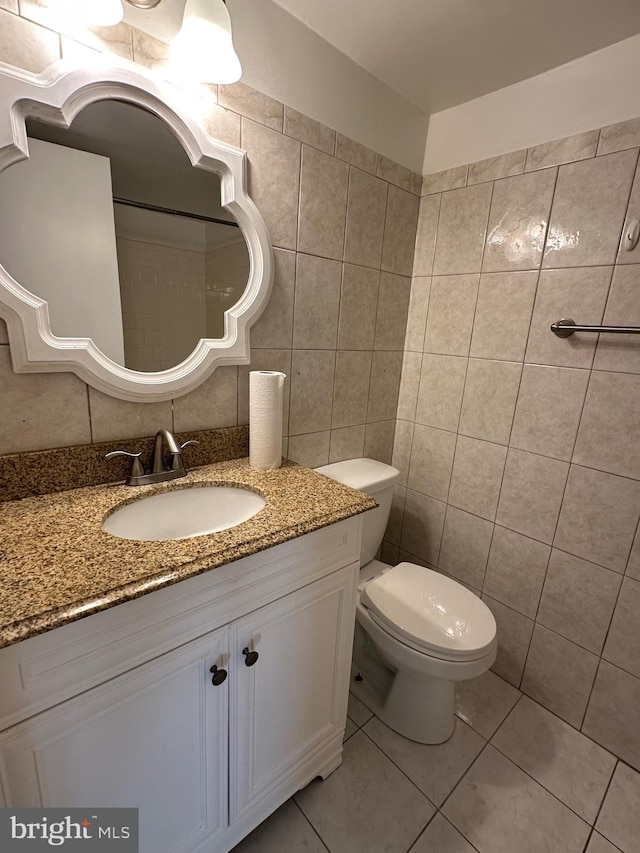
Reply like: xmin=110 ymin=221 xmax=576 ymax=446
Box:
xmin=267 ymin=0 xmax=640 ymax=114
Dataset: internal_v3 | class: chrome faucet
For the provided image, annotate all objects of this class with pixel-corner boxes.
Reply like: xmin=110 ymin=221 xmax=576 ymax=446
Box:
xmin=106 ymin=430 xmax=199 ymax=486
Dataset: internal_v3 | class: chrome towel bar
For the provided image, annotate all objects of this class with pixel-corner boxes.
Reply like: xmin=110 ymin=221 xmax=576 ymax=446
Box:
xmin=551 ymin=318 xmax=640 ymax=338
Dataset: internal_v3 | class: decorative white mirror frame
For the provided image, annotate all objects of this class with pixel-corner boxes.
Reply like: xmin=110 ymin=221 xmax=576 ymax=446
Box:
xmin=0 ymin=58 xmax=273 ymax=402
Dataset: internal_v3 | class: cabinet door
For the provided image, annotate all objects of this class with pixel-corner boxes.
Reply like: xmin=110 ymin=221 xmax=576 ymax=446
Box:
xmin=230 ymin=564 xmax=357 ymax=823
xmin=0 ymin=628 xmax=229 ymax=853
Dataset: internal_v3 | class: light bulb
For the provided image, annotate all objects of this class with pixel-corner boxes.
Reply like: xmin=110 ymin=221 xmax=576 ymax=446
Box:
xmin=170 ymin=0 xmax=242 ymax=85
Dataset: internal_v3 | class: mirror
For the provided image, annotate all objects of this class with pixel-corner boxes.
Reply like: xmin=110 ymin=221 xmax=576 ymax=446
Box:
xmin=0 ymin=60 xmax=273 ymax=401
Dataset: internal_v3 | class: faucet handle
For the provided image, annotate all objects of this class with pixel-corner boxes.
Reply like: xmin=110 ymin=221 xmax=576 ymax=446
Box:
xmin=105 ymin=450 xmax=144 ymax=478
xmin=168 ymin=439 xmax=199 ymax=472
xmin=180 ymin=440 xmax=199 ymax=450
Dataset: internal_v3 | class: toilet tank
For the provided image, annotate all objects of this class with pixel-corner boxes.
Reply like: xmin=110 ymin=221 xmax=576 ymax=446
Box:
xmin=315 ymin=458 xmax=400 ymax=566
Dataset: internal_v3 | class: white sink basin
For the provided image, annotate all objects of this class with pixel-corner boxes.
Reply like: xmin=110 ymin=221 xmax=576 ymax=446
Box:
xmin=102 ymin=486 xmax=267 ymax=541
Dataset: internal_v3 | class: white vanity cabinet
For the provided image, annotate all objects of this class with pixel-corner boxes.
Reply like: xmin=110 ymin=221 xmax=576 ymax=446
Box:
xmin=0 ymin=516 xmax=362 ymax=853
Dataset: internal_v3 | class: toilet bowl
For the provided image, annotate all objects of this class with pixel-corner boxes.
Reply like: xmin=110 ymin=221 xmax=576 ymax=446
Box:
xmin=315 ymin=458 xmax=497 ymax=744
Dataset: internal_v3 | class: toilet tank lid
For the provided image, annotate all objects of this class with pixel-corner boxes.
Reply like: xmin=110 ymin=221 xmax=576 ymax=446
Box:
xmin=315 ymin=458 xmax=400 ymax=493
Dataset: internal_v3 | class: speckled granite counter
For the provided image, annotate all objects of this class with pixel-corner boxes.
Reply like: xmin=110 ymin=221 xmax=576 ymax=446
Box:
xmin=0 ymin=458 xmax=376 ymax=650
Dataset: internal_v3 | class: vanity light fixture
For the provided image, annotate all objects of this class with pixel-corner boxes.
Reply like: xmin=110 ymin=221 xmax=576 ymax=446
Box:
xmin=168 ymin=0 xmax=242 ymax=84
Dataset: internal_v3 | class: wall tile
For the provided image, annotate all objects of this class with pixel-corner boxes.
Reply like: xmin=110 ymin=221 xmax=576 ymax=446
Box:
xmin=439 ymin=506 xmax=493 ymax=588
xmin=298 ymin=145 xmax=349 ymax=260
xmin=373 ymin=273 xmax=411 ymax=350
xmin=411 ymin=172 xmax=423 ymax=196
xmin=595 ymin=762 xmax=640 ymax=852
xmin=603 ymin=577 xmax=640 ymax=677
xmin=543 ymin=150 xmax=637 ymax=268
xmin=415 ymin=353 xmax=467 ymax=432
xmin=408 ymin=424 xmax=456 ymax=501
xmin=423 ymin=165 xmax=468 ymax=195
xmin=337 ymin=264 xmax=380 ymax=350
xmin=491 ymin=695 xmax=616 ymax=825
xmin=328 ymin=425 xmax=365 ymax=464
xmin=396 ymin=351 xmax=422 ymax=422
xmin=237 ymin=349 xmax=291 ymax=431
xmin=627 ymin=524 xmax=640 ymax=579
xmin=413 ymin=194 xmax=440 ymax=276
xmin=459 ymin=358 xmax=522 ymax=445
xmin=483 ymin=168 xmax=556 ymax=272
xmin=496 ymin=449 xmax=569 ymax=544
xmin=377 ymin=155 xmax=413 ymax=192
xmin=283 ymin=106 xmax=335 ymax=154
xmin=0 ymin=320 xmax=8 ymax=344
xmin=510 ymin=365 xmax=589 ymax=461
xmin=554 ymin=465 xmax=640 ymax=572
xmin=287 ymin=431 xmax=330 ymax=468
xmin=385 ymin=484 xmax=407 ymax=545
xmin=433 ymin=183 xmax=493 ymax=275
xmin=537 ymin=549 xmax=622 ymax=654
xmin=293 ymin=254 xmax=342 ymax=349
xmin=334 ymin=133 xmax=378 ymax=174
xmin=89 ymin=389 xmax=172 ymax=444
xmin=404 ymin=277 xmax=430 ymax=352
xmin=483 ymin=526 xmax=550 ymax=618
xmin=0 ymin=0 xmax=17 ymax=11
xmin=448 ymin=436 xmax=507 ymax=521
xmin=381 ymin=185 xmax=420 ymax=276
xmin=199 ymin=101 xmax=241 ymax=147
xmin=366 ymin=351 xmax=403 ymax=422
xmin=131 ymin=29 xmax=170 ymax=76
xmin=364 ymin=420 xmax=395 ymax=464
xmin=593 ymin=266 xmax=640 ymax=373
xmin=289 ymin=350 xmax=336 ymax=435
xmin=482 ymin=595 xmax=534 ymax=686
xmin=343 ymin=168 xmax=388 ymax=269
xmin=617 ymin=162 xmax=640 ymax=266
xmin=525 ymin=130 xmax=599 ymax=171
xmin=597 ymin=117 xmax=640 ymax=155
xmin=331 ymin=350 xmax=372 ymax=429
xmin=173 ymin=366 xmax=238 ymax=432
xmin=400 ymin=489 xmax=446 ymax=566
xmin=573 ymin=371 xmax=640 ymax=479
xmin=423 ymin=274 xmax=480 ymax=356
xmin=0 ymin=7 xmax=59 ymax=72
xmin=467 ymin=150 xmax=526 ymax=185
xmin=470 ymin=271 xmax=537 ymax=361
xmin=0 ymin=349 xmax=90 ymax=454
xmin=525 ymin=267 xmax=611 ymax=369
xmin=250 ymin=248 xmax=295 ymax=349
xmin=521 ymin=624 xmax=599 ymax=727
xmin=219 ymin=81 xmax=283 ymax=131
xmin=392 ymin=419 xmax=414 ymax=486
xmin=583 ymin=660 xmax=640 ymax=771
xmin=243 ymin=118 xmax=300 ymax=250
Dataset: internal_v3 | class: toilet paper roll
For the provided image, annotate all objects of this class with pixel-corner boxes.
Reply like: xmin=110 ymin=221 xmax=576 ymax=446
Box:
xmin=249 ymin=370 xmax=286 ymax=470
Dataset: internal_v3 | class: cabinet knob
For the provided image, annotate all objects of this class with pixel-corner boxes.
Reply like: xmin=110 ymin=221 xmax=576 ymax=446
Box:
xmin=210 ymin=665 xmax=228 ymax=686
xmin=242 ymin=647 xmax=259 ymax=667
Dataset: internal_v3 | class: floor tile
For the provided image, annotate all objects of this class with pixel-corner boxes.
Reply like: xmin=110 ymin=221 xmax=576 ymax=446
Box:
xmin=595 ymin=763 xmax=640 ymax=852
xmin=586 ymin=833 xmax=623 ymax=853
xmin=348 ymin=692 xmax=374 ymax=727
xmin=295 ymin=731 xmax=435 ymax=853
xmin=410 ymin=813 xmax=478 ymax=852
xmin=231 ymin=799 xmax=328 ymax=852
xmin=344 ymin=716 xmax=358 ymax=741
xmin=455 ymin=670 xmax=521 ymax=739
xmin=364 ymin=716 xmax=485 ymax=806
xmin=491 ymin=696 xmax=616 ymax=823
xmin=442 ymin=745 xmax=590 ymax=852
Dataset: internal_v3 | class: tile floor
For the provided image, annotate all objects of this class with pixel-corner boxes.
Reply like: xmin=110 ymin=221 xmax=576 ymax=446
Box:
xmin=232 ymin=670 xmax=640 ymax=853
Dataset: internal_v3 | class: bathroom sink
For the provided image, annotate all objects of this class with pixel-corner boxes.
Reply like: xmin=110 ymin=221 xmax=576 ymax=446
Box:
xmin=102 ymin=486 xmax=267 ymax=541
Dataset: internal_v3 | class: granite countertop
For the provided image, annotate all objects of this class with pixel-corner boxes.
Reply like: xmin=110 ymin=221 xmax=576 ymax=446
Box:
xmin=0 ymin=458 xmax=376 ymax=650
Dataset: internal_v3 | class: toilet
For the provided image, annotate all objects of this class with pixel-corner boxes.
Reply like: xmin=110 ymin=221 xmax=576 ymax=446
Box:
xmin=315 ymin=458 xmax=497 ymax=744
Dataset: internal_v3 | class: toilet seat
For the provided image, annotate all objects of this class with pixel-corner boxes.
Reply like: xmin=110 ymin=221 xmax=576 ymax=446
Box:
xmin=360 ymin=562 xmax=496 ymax=662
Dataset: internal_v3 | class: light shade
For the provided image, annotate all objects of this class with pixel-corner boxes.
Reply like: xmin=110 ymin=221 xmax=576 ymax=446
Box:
xmin=62 ymin=0 xmax=124 ymax=27
xmin=170 ymin=0 xmax=242 ymax=85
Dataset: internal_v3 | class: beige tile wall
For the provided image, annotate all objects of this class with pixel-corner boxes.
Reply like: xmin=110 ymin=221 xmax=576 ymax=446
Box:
xmin=0 ymin=4 xmax=420 ymax=465
xmin=391 ymin=122 xmax=640 ymax=771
